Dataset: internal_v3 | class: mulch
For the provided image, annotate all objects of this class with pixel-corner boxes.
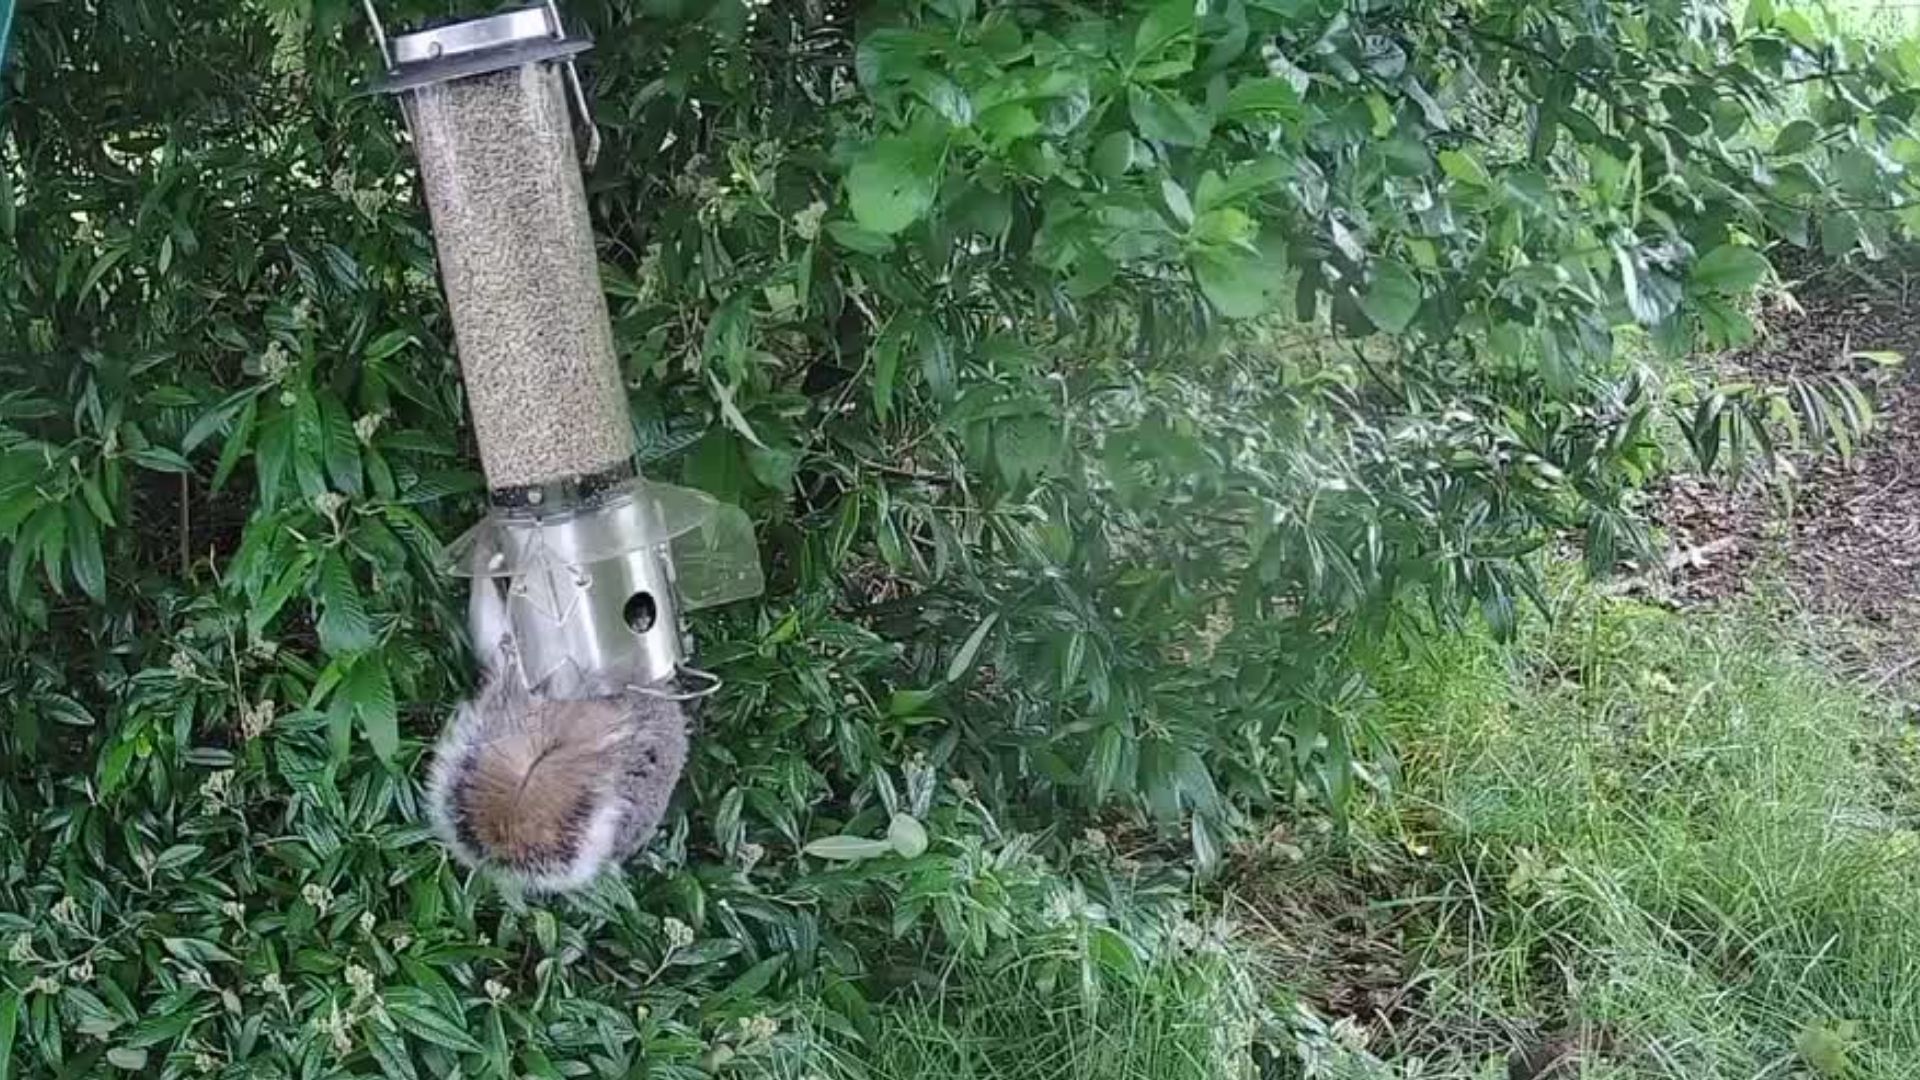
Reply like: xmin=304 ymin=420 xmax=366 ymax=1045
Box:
xmin=1645 ymin=251 xmax=1920 ymax=693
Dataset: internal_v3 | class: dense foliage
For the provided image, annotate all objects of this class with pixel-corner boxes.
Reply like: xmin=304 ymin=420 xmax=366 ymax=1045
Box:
xmin=0 ymin=0 xmax=1912 ymax=1075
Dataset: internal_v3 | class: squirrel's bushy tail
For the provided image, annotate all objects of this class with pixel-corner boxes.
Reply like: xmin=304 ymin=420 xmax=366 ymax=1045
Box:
xmin=427 ymin=682 xmax=687 ymax=893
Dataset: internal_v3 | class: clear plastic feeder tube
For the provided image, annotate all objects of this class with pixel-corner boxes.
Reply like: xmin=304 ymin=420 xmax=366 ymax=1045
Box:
xmin=402 ymin=50 xmax=629 ymax=491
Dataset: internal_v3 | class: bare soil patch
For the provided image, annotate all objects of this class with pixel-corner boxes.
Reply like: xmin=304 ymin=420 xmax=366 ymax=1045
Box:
xmin=1649 ymin=255 xmax=1920 ymax=691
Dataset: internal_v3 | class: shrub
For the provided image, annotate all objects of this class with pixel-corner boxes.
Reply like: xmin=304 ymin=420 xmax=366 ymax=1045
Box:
xmin=0 ymin=0 xmax=1914 ymax=1074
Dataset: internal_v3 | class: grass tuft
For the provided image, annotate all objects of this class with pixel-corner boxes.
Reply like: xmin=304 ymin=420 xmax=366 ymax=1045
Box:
xmin=1329 ymin=592 xmax=1920 ymax=1077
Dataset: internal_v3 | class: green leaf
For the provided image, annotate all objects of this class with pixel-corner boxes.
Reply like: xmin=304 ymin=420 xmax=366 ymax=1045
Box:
xmin=315 ymin=550 xmax=375 ymax=655
xmin=125 ymin=1008 xmax=199 ymax=1049
xmin=1772 ymin=118 xmax=1819 ymax=155
xmin=1437 ymin=148 xmax=1492 ymax=187
xmin=909 ymin=72 xmax=972 ymax=126
xmin=1776 ymin=9 xmax=1820 ymax=48
xmin=1821 ymin=213 xmax=1860 ymax=257
xmin=1690 ymin=245 xmax=1770 ymax=294
xmin=887 ymin=813 xmax=929 ymax=858
xmin=802 ymin=835 xmax=897 ymax=861
xmin=292 ymin=388 xmax=328 ymax=499
xmin=1358 ymin=259 xmax=1421 ymax=333
xmin=1194 ymin=231 xmax=1289 ymax=319
xmin=0 ymin=990 xmax=19 ymax=1080
xmin=66 ymin=502 xmax=105 ymax=602
xmin=1089 ymin=723 xmax=1132 ymax=803
xmin=105 ymin=1048 xmax=147 ymax=1071
xmin=129 ymin=447 xmax=193 ymax=474
xmin=318 ymin=392 xmax=363 ymax=496
xmin=255 ymin=407 xmax=291 ymax=507
xmin=1092 ymin=131 xmax=1138 ymax=179
xmin=873 ymin=319 xmax=908 ymax=422
xmin=183 ymin=388 xmax=259 ymax=453
xmin=1134 ymin=0 xmax=1195 ymax=66
xmin=384 ymin=989 xmax=485 ymax=1054
xmin=945 ymin=612 xmax=998 ymax=683
xmin=847 ymin=138 xmax=940 ymax=236
xmin=364 ymin=328 xmax=412 ymax=361
xmin=347 ymin=652 xmax=399 ymax=762
xmin=1128 ymin=86 xmax=1211 ymax=146
xmin=364 ymin=1019 xmax=420 ymax=1080
xmin=79 ymin=475 xmax=115 ymax=528
xmin=1221 ymin=77 xmax=1302 ymax=122
xmin=212 ymin=397 xmax=256 ymax=493
xmin=825 ymin=220 xmax=896 ymax=255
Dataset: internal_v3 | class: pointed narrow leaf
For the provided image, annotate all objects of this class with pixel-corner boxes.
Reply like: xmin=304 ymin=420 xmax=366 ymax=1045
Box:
xmin=945 ymin=612 xmax=999 ymax=683
xmin=347 ymin=653 xmax=399 ymax=762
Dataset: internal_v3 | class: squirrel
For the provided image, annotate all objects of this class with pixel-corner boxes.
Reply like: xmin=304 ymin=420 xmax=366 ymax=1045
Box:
xmin=425 ymin=578 xmax=690 ymax=893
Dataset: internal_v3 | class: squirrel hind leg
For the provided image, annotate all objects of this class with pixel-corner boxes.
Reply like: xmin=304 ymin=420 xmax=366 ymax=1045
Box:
xmin=609 ymin=698 xmax=692 ymax=863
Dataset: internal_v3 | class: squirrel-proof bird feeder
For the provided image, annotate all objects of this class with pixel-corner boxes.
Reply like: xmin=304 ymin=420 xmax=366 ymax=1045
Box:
xmin=364 ymin=2 xmax=762 ymax=696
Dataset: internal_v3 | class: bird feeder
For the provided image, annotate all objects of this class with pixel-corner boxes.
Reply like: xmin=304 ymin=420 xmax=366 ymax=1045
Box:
xmin=365 ymin=2 xmax=762 ymax=696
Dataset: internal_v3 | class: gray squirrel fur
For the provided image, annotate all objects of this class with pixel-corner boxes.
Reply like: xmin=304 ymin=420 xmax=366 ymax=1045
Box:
xmin=425 ymin=578 xmax=689 ymax=893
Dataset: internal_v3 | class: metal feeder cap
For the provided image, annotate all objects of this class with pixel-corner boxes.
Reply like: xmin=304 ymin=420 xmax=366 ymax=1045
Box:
xmin=367 ymin=4 xmax=592 ymax=94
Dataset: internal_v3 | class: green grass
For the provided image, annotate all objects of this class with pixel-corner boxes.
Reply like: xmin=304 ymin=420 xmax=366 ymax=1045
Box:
xmin=733 ymin=587 xmax=1920 ymax=1080
xmin=737 ymin=938 xmax=1266 ymax=1080
xmin=1320 ymin=590 xmax=1920 ymax=1077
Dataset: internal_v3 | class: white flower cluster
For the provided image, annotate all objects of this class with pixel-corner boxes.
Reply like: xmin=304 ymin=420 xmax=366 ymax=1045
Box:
xmin=240 ymin=698 xmax=276 ymax=740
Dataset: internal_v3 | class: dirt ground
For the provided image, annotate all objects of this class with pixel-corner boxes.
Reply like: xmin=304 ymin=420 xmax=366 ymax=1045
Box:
xmin=1646 ymin=253 xmax=1920 ymax=695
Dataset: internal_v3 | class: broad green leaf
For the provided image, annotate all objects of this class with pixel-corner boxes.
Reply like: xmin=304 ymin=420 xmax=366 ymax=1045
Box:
xmin=1690 ymin=245 xmax=1770 ymax=293
xmin=1134 ymin=0 xmax=1195 ymax=67
xmin=1092 ymin=131 xmax=1137 ymax=178
xmin=364 ymin=1019 xmax=419 ymax=1080
xmin=66 ymin=502 xmax=105 ymax=602
xmin=1358 ymin=259 xmax=1421 ymax=333
xmin=1821 ymin=212 xmax=1860 ymax=257
xmin=1090 ymin=724 xmax=1130 ymax=802
xmin=909 ymin=72 xmax=972 ymax=126
xmin=1772 ymin=118 xmax=1818 ymax=155
xmin=1128 ymin=86 xmax=1211 ymax=146
xmin=847 ymin=139 xmax=940 ymax=236
xmin=347 ymin=652 xmax=399 ymax=762
xmin=384 ymin=989 xmax=485 ymax=1054
xmin=315 ymin=550 xmax=375 ymax=655
xmin=1221 ymin=77 xmax=1302 ymax=121
xmin=318 ymin=392 xmax=363 ymax=496
xmin=1776 ymin=9 xmax=1820 ymax=48
xmin=1194 ymin=231 xmax=1288 ymax=318
xmin=887 ymin=813 xmax=929 ymax=858
xmin=291 ymin=388 xmax=328 ymax=499
xmin=1437 ymin=148 xmax=1491 ymax=186
xmin=825 ymin=220 xmax=896 ymax=255
xmin=1162 ymin=177 xmax=1195 ymax=226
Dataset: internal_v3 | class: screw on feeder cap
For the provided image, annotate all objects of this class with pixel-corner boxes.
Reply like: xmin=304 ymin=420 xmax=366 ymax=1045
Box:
xmin=361 ymin=2 xmax=603 ymax=189
xmin=364 ymin=3 xmax=590 ymax=92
